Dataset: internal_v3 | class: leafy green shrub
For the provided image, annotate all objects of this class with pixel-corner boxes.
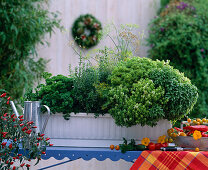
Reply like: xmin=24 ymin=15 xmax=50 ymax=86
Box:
xmin=106 ymin=57 xmax=198 ymax=127
xmin=0 ymin=0 xmax=61 ymax=99
xmin=25 ymin=73 xmax=74 ymax=120
xmin=147 ymin=0 xmax=208 ymax=118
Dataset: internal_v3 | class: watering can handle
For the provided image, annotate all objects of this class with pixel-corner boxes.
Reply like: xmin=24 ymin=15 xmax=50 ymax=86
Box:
xmin=40 ymin=105 xmax=50 ymax=134
xmin=10 ymin=101 xmax=20 ymax=118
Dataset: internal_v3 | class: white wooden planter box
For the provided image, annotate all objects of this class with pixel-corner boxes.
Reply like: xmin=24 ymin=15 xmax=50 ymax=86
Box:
xmin=41 ymin=113 xmax=172 ymax=147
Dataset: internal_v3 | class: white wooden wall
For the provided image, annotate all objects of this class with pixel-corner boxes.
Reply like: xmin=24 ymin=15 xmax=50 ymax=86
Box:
xmin=37 ymin=0 xmax=160 ymax=76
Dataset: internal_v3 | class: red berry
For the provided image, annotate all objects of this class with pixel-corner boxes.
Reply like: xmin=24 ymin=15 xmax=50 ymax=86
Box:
xmin=22 ymin=127 xmax=27 ymax=131
xmin=39 ymin=134 xmax=45 ymax=137
xmin=27 ymin=121 xmax=34 ymax=125
xmin=2 ymin=132 xmax=8 ymax=138
xmin=0 ymin=93 xmax=6 ymax=97
xmin=3 ymin=113 xmax=8 ymax=117
xmin=19 ymin=115 xmax=23 ymax=119
xmin=9 ymin=143 xmax=12 ymax=149
xmin=46 ymin=138 xmax=50 ymax=141
xmin=26 ymin=130 xmax=32 ymax=134
xmin=49 ymin=144 xmax=54 ymax=146
xmin=13 ymin=166 xmax=16 ymax=170
xmin=20 ymin=163 xmax=25 ymax=167
xmin=41 ymin=151 xmax=46 ymax=154
xmin=7 ymin=97 xmax=11 ymax=100
xmin=7 ymin=100 xmax=10 ymax=105
xmin=26 ymin=164 xmax=30 ymax=167
xmin=1 ymin=142 xmax=7 ymax=146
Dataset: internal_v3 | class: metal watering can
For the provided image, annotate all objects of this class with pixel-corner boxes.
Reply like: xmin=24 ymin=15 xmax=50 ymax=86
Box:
xmin=10 ymin=101 xmax=50 ymax=134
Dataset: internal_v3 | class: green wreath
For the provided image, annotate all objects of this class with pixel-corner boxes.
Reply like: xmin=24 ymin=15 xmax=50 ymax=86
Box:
xmin=72 ymin=14 xmax=102 ymax=49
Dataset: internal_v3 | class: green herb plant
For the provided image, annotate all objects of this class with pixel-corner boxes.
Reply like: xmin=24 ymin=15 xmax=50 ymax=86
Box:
xmin=24 ymin=73 xmax=74 ymax=120
xmin=105 ymin=57 xmax=198 ymax=127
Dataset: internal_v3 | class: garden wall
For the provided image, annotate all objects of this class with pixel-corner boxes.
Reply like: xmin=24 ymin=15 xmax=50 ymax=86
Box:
xmin=37 ymin=0 xmax=160 ymax=76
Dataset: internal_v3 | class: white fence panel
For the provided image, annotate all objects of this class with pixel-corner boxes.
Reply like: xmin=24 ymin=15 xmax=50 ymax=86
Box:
xmin=38 ymin=0 xmax=160 ymax=76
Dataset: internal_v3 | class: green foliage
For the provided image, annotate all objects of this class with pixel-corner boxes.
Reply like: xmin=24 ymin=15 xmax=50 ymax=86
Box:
xmin=147 ymin=0 xmax=208 ymax=118
xmin=24 ymin=73 xmax=74 ymax=120
xmin=0 ymin=94 xmax=51 ymax=169
xmin=160 ymin=0 xmax=171 ymax=10
xmin=119 ymin=138 xmax=146 ymax=153
xmin=25 ymin=24 xmax=143 ymax=118
xmin=106 ymin=57 xmax=198 ymax=127
xmin=0 ymin=0 xmax=61 ymax=99
xmin=101 ymin=24 xmax=141 ymax=61
xmin=68 ymin=24 xmax=143 ymax=115
xmin=71 ymin=64 xmax=101 ymax=115
xmin=69 ymin=55 xmax=109 ymax=115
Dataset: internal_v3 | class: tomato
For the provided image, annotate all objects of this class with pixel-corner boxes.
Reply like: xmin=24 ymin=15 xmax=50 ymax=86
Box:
xmin=161 ymin=143 xmax=168 ymax=147
xmin=202 ymin=132 xmax=208 ymax=137
xmin=195 ymin=147 xmax=199 ymax=152
xmin=155 ymin=143 xmax=161 ymax=150
xmin=110 ymin=145 xmax=114 ymax=150
xmin=115 ymin=145 xmax=120 ymax=150
xmin=148 ymin=142 xmax=155 ymax=151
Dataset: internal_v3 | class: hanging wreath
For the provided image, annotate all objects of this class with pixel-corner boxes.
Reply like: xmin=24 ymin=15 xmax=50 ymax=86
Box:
xmin=72 ymin=14 xmax=102 ymax=49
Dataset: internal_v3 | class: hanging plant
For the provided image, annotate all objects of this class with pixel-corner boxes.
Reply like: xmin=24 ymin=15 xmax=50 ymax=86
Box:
xmin=72 ymin=14 xmax=102 ymax=49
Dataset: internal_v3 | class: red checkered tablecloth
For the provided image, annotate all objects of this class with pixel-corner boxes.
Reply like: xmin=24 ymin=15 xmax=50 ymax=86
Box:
xmin=130 ymin=151 xmax=208 ymax=170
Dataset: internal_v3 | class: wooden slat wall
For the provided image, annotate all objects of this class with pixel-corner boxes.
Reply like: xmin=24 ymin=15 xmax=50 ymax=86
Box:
xmin=37 ymin=0 xmax=160 ymax=76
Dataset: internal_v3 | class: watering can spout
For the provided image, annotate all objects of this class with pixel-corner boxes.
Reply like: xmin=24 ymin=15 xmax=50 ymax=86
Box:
xmin=10 ymin=101 xmax=20 ymax=118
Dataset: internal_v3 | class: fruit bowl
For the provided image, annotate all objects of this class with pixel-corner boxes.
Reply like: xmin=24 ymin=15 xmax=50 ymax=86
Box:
xmin=175 ymin=136 xmax=208 ymax=150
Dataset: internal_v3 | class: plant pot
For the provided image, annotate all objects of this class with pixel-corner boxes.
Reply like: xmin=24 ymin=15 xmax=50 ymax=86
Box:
xmin=41 ymin=113 xmax=172 ymax=147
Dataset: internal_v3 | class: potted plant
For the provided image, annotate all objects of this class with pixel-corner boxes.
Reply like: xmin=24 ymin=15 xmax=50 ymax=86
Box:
xmin=24 ymin=57 xmax=198 ymax=147
xmin=25 ymin=25 xmax=198 ymax=147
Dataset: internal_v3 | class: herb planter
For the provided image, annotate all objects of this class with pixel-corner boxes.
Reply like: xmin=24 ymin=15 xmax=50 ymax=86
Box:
xmin=41 ymin=113 xmax=171 ymax=147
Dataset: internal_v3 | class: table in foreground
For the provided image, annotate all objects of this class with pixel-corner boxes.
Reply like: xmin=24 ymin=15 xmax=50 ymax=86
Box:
xmin=39 ymin=147 xmax=142 ymax=170
xmin=130 ymin=150 xmax=208 ymax=170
